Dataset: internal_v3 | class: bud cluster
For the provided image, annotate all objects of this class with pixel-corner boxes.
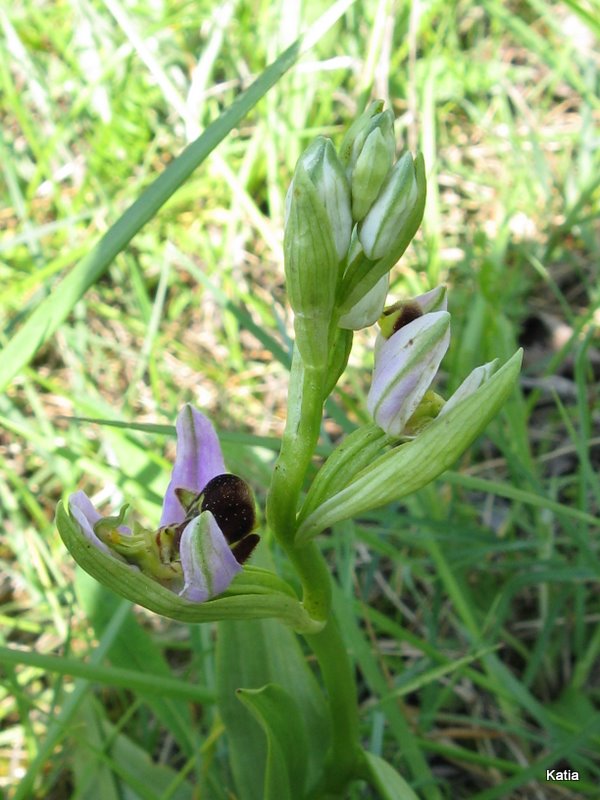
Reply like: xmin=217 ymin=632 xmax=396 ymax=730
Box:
xmin=284 ymin=101 xmax=427 ymax=370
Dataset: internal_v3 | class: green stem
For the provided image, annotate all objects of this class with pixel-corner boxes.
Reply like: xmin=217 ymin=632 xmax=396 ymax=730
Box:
xmin=285 ymin=542 xmax=331 ymax=622
xmin=267 ymin=348 xmax=322 ymax=537
xmin=266 ymin=346 xmax=330 ymax=619
xmin=266 ymin=342 xmax=361 ymax=794
xmin=305 ymin=616 xmax=361 ymax=796
xmin=267 ymin=338 xmax=360 ymax=800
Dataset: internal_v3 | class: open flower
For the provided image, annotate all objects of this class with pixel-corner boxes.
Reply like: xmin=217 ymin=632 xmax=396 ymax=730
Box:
xmin=67 ymin=404 xmax=258 ymax=603
xmin=367 ymin=287 xmax=450 ymax=436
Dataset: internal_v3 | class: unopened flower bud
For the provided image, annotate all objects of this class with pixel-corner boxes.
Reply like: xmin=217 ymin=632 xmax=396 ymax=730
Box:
xmin=285 ymin=136 xmax=352 ymax=265
xmin=338 ymin=274 xmax=389 ymax=330
xmin=349 ymin=113 xmax=396 ymax=222
xmin=339 ymin=100 xmax=384 ymax=168
xmin=438 ymin=359 xmax=499 ymax=418
xmin=285 ymin=137 xmax=352 ymax=369
xmin=358 ymin=152 xmax=420 ymax=261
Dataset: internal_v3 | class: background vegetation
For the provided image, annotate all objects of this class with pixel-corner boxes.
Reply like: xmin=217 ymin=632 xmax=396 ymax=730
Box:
xmin=1 ymin=0 xmax=599 ymax=797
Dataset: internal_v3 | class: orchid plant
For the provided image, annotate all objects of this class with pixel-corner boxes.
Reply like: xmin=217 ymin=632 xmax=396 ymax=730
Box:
xmin=56 ymin=101 xmax=522 ymax=799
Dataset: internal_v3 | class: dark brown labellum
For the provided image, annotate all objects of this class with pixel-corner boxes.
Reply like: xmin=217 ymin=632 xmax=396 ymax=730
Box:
xmin=200 ymin=474 xmax=256 ymax=545
xmin=387 ymin=300 xmax=423 ymax=333
xmin=231 ymin=533 xmax=260 ymax=565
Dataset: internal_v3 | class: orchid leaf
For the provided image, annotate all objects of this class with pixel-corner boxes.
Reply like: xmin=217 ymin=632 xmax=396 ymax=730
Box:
xmin=216 ymin=618 xmax=330 ymax=800
xmin=216 ymin=546 xmax=330 ymax=800
xmin=360 ymin=751 xmax=420 ymax=800
xmin=237 ymin=684 xmax=308 ymax=800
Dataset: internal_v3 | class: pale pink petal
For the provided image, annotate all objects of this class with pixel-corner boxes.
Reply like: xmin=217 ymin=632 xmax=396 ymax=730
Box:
xmin=368 ymin=311 xmax=450 ymax=435
xmin=160 ymin=404 xmax=226 ymax=527
xmin=178 ymin=512 xmax=241 ymax=601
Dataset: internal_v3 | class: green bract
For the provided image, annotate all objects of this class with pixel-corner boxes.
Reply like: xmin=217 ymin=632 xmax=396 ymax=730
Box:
xmin=56 ymin=501 xmax=323 ymax=632
xmin=295 ymin=350 xmax=523 ymax=543
xmin=297 ymin=424 xmax=392 ymax=529
xmin=284 ymin=137 xmax=351 ymax=370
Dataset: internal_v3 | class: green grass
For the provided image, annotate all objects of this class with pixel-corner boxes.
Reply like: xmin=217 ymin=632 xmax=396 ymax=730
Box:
xmin=1 ymin=0 xmax=599 ymax=798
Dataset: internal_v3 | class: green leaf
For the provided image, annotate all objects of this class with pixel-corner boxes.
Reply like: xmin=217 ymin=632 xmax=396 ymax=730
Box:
xmin=378 ymin=644 xmax=499 ymax=701
xmin=216 ymin=549 xmax=330 ymax=800
xmin=297 ymin=350 xmax=522 ymax=542
xmin=0 ymin=643 xmax=213 ymax=704
xmin=0 ymin=0 xmax=360 ymax=394
xmin=58 ymin=415 xmax=283 ymax=452
xmin=331 ymin=587 xmax=439 ymax=797
xmin=0 ymin=37 xmax=299 ymax=393
xmin=72 ymin=697 xmax=120 ymax=800
xmin=237 ymin=684 xmax=308 ymax=800
xmin=297 ymin=424 xmax=390 ymax=526
xmin=443 ymin=471 xmax=600 ymax=529
xmin=360 ymin=751 xmax=420 ymax=800
xmin=12 ymin=602 xmax=133 ymax=800
xmin=216 ymin=619 xmax=330 ymax=800
xmin=548 ymin=686 xmax=600 ymax=755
